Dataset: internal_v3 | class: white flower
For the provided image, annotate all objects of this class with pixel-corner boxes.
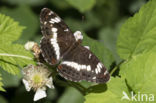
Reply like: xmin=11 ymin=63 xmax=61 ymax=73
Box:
xmin=22 ymin=64 xmax=54 ymax=101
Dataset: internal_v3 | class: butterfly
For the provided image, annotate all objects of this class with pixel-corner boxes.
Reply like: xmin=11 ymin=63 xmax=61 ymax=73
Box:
xmin=39 ymin=8 xmax=110 ymax=83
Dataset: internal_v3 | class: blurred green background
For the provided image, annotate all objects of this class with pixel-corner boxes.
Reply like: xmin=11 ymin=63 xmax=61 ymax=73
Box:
xmin=0 ymin=0 xmax=147 ymax=103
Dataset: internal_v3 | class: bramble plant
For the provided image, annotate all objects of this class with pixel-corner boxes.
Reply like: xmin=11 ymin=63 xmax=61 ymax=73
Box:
xmin=0 ymin=0 xmax=156 ymax=103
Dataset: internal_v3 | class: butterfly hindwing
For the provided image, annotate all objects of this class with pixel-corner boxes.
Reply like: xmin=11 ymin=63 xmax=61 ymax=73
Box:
xmin=40 ymin=8 xmax=76 ymax=65
xmin=57 ymin=45 xmax=110 ymax=83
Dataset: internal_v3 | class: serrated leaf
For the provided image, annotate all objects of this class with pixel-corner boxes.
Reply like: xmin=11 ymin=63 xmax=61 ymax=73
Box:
xmin=0 ymin=6 xmax=39 ymax=43
xmin=117 ymin=0 xmax=156 ymax=59
xmin=58 ymin=87 xmax=84 ymax=103
xmin=82 ymin=34 xmax=114 ymax=69
xmin=0 ymin=13 xmax=35 ymax=76
xmin=120 ymin=52 xmax=156 ymax=96
xmin=85 ymin=77 xmax=130 ymax=103
xmin=0 ymin=43 xmax=35 ymax=75
xmin=0 ymin=14 xmax=25 ymax=44
xmin=65 ymin=0 xmax=96 ymax=12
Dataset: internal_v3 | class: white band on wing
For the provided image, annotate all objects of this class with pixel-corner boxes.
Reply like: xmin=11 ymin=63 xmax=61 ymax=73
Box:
xmin=61 ymin=61 xmax=91 ymax=71
xmin=84 ymin=46 xmax=90 ymax=50
xmin=50 ymin=27 xmax=60 ymax=60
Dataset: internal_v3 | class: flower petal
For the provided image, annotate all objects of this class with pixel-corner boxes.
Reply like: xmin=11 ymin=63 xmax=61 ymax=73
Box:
xmin=22 ymin=79 xmax=31 ymax=91
xmin=34 ymin=88 xmax=47 ymax=101
xmin=46 ymin=77 xmax=54 ymax=89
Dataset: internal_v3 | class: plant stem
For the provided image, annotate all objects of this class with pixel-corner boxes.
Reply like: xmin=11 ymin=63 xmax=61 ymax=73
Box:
xmin=0 ymin=53 xmax=33 ymax=60
xmin=110 ymin=60 xmax=125 ymax=75
xmin=110 ymin=66 xmax=118 ymax=75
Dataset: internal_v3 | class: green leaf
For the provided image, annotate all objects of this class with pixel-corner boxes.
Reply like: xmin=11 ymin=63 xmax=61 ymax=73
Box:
xmin=0 ymin=14 xmax=35 ymax=75
xmin=0 ymin=6 xmax=39 ymax=43
xmin=117 ymin=0 xmax=156 ymax=59
xmin=0 ymin=73 xmax=5 ymax=91
xmin=58 ymin=87 xmax=84 ymax=103
xmin=120 ymin=52 xmax=156 ymax=96
xmin=83 ymin=34 xmax=114 ymax=69
xmin=0 ymin=43 xmax=34 ymax=75
xmin=0 ymin=14 xmax=25 ymax=44
xmin=65 ymin=0 xmax=96 ymax=12
xmin=85 ymin=77 xmax=130 ymax=103
xmin=0 ymin=66 xmax=21 ymax=87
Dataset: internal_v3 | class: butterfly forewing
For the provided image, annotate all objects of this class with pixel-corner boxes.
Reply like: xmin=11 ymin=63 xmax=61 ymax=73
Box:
xmin=40 ymin=8 xmax=76 ymax=65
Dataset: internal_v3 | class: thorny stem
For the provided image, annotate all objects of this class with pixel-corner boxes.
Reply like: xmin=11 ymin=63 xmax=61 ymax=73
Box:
xmin=0 ymin=53 xmax=33 ymax=60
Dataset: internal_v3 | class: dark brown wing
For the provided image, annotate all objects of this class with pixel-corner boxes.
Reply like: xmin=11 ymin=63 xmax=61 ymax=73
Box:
xmin=40 ymin=8 xmax=76 ymax=65
xmin=57 ymin=45 xmax=110 ymax=83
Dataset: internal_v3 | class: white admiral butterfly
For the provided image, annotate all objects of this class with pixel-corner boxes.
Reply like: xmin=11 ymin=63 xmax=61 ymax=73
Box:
xmin=40 ymin=8 xmax=110 ymax=83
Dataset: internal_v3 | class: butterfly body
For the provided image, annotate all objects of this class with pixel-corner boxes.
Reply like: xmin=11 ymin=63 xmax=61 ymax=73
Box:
xmin=40 ymin=8 xmax=110 ymax=83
